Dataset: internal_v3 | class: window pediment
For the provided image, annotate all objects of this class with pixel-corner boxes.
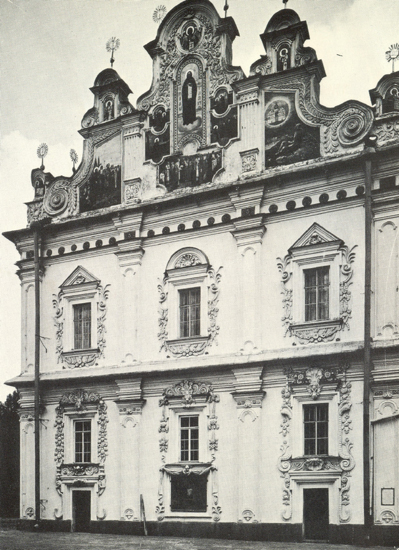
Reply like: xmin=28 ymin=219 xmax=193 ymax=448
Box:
xmin=277 ymin=223 xmax=356 ymax=344
xmin=60 ymin=265 xmax=100 ymax=289
xmin=158 ymin=248 xmax=222 ymax=358
xmin=166 ymin=248 xmax=209 ymax=273
xmin=289 ymin=222 xmax=343 ymax=252
xmin=52 ymin=268 xmax=110 ymax=368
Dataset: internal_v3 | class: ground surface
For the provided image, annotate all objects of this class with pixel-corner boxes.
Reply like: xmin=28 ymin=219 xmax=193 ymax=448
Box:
xmin=0 ymin=531 xmax=389 ymax=550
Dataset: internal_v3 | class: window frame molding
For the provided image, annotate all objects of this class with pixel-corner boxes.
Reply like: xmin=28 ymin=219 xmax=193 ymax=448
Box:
xmin=65 ymin=410 xmax=97 ymax=465
xmin=291 ymin=393 xmax=338 ymax=458
xmin=158 ymin=248 xmax=222 ymax=358
xmin=156 ymin=380 xmax=221 ymax=522
xmin=277 ymin=223 xmax=356 ymax=345
xmin=52 ymin=266 xmax=110 ymax=368
xmin=54 ymin=389 xmax=109 ymax=501
xmin=278 ymin=365 xmax=355 ymax=524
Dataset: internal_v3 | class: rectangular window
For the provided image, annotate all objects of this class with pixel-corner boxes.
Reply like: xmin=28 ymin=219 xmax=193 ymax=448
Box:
xmin=170 ymin=474 xmax=207 ymax=512
xmin=304 ymin=267 xmax=330 ymax=322
xmin=179 ymin=288 xmax=201 ymax=338
xmin=73 ymin=303 xmax=91 ymax=350
xmin=180 ymin=416 xmax=199 ymax=461
xmin=380 ymin=176 xmax=396 ymax=191
xmin=304 ymin=404 xmax=328 ymax=455
xmin=75 ymin=420 xmax=91 ymax=463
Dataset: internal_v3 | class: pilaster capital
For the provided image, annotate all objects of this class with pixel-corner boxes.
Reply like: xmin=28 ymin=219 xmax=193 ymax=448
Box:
xmin=115 ymin=244 xmax=145 ymax=273
xmin=231 ymin=365 xmax=264 ymax=393
xmin=230 ymin=216 xmax=266 ymax=250
xmin=115 ymin=377 xmax=143 ymax=401
xmin=17 ymin=265 xmax=45 ymax=284
xmin=231 ymin=391 xmax=265 ymax=410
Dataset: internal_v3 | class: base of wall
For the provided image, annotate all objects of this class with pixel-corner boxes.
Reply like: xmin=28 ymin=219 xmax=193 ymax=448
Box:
xmin=91 ymin=521 xmax=302 ymax=541
xmin=0 ymin=518 xmax=71 ymax=532
xmin=2 ymin=518 xmax=399 ymax=546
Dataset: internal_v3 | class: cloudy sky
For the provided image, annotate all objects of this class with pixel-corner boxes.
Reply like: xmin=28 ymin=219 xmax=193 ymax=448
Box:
xmin=0 ymin=0 xmax=397 ymax=400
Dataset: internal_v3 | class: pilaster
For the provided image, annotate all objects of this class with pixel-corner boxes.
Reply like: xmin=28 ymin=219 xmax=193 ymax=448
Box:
xmin=115 ymin=378 xmax=145 ymax=521
xmin=231 ymin=215 xmax=266 ymax=352
xmin=18 ymin=267 xmax=44 ymax=375
xmin=231 ymin=366 xmax=265 ymax=524
xmin=115 ymin=241 xmax=145 ymax=363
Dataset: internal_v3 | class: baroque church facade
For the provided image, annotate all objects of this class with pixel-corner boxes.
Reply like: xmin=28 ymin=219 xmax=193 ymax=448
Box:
xmin=4 ymin=0 xmax=399 ymax=544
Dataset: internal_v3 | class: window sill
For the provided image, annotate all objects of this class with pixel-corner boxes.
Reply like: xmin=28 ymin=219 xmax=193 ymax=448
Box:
xmin=61 ymin=348 xmax=100 ymax=368
xmin=164 ymin=336 xmax=210 ymax=358
xmin=164 ymin=513 xmax=212 ymax=521
xmin=59 ymin=462 xmax=102 ymax=479
xmin=289 ymin=455 xmax=341 ymax=472
xmin=163 ymin=462 xmax=213 ymax=475
xmin=289 ymin=319 xmax=342 ymax=344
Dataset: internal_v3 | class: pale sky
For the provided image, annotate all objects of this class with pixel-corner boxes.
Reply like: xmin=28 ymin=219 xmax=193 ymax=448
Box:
xmin=0 ymin=0 xmax=398 ymax=401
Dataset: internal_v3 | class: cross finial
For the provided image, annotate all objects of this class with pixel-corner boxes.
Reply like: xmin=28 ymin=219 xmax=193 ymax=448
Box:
xmin=106 ymin=37 xmax=120 ymax=68
xmin=386 ymin=44 xmax=399 ymax=73
xmin=283 ymin=0 xmax=289 ymax=8
xmin=224 ymin=0 xmax=229 ymax=18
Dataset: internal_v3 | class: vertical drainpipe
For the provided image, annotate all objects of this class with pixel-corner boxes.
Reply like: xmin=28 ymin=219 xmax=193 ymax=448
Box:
xmin=32 ymin=221 xmax=41 ymax=526
xmin=363 ymin=137 xmax=376 ymax=542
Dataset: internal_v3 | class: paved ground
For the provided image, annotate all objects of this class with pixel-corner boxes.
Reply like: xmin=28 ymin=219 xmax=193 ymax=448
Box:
xmin=0 ymin=531 xmax=390 ymax=550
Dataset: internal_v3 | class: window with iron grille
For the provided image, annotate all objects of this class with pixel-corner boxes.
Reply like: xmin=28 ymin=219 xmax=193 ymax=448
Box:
xmin=180 ymin=415 xmax=199 ymax=461
xmin=179 ymin=288 xmax=201 ymax=338
xmin=304 ymin=404 xmax=328 ymax=455
xmin=304 ymin=267 xmax=330 ymax=322
xmin=73 ymin=303 xmax=91 ymax=349
xmin=75 ymin=420 xmax=91 ymax=463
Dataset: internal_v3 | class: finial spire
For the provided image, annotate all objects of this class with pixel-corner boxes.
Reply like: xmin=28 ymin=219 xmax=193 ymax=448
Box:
xmin=386 ymin=44 xmax=399 ymax=73
xmin=106 ymin=37 xmax=120 ymax=68
xmin=224 ymin=0 xmax=229 ymax=18
xmin=70 ymin=149 xmax=78 ymax=174
xmin=283 ymin=0 xmax=289 ymax=8
xmin=37 ymin=143 xmax=48 ymax=171
xmin=153 ymin=5 xmax=167 ymax=24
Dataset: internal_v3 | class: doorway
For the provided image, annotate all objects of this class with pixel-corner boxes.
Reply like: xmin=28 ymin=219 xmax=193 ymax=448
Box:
xmin=72 ymin=490 xmax=91 ymax=532
xmin=303 ymin=488 xmax=329 ymax=540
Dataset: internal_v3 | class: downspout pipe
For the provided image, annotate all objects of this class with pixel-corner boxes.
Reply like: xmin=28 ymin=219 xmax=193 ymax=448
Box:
xmin=363 ymin=135 xmax=377 ymax=543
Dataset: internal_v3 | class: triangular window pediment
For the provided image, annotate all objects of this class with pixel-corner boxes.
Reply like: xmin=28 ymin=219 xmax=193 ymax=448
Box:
xmin=289 ymin=223 xmax=342 ymax=251
xmin=60 ymin=266 xmax=100 ymax=288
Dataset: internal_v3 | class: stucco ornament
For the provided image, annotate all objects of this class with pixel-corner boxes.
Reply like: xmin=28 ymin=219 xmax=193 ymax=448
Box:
xmin=52 ymin=283 xmax=110 ymax=368
xmin=264 ymin=76 xmax=373 ymax=155
xmin=157 ymin=265 xmax=222 ymax=357
xmin=277 ymin=365 xmax=355 ymax=523
xmin=277 ymin=224 xmax=357 ymax=344
xmin=28 ymin=127 xmax=120 ymax=223
xmin=156 ymin=380 xmax=221 ymax=522
xmin=54 ymin=390 xmax=108 ymax=498
xmin=138 ymin=9 xmax=243 ymax=112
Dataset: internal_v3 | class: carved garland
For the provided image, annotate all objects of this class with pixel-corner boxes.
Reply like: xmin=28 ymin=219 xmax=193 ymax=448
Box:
xmin=277 ymin=245 xmax=356 ymax=344
xmin=52 ymin=284 xmax=110 ymax=368
xmin=157 ymin=266 xmax=222 ymax=357
xmin=277 ymin=366 xmax=355 ymax=523
xmin=54 ymin=390 xmax=109 ymax=498
xmin=156 ymin=380 xmax=221 ymax=522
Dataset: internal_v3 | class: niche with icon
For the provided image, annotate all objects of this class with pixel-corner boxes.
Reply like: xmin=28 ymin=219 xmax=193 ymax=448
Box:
xmin=210 ymin=88 xmax=238 ymax=147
